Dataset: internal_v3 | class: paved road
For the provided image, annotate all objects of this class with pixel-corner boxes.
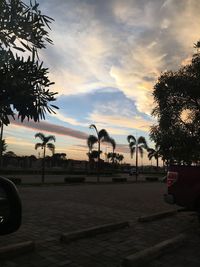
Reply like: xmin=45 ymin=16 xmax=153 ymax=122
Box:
xmin=0 ymin=182 xmax=199 ymax=267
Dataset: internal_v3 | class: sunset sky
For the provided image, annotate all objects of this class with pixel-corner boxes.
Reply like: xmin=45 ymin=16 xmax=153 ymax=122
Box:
xmin=4 ymin=0 xmax=200 ymax=164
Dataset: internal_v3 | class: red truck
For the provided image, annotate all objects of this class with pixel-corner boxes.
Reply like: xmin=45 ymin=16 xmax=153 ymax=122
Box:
xmin=164 ymin=165 xmax=200 ymax=213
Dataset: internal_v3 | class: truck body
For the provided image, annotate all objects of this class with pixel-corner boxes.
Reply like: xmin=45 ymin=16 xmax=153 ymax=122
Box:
xmin=164 ymin=165 xmax=200 ymax=210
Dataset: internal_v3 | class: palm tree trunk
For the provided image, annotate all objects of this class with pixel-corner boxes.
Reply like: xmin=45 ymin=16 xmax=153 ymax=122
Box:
xmin=97 ymin=140 xmax=100 ymax=183
xmin=42 ymin=146 xmax=46 ymax=183
xmin=136 ymin=146 xmax=138 ymax=182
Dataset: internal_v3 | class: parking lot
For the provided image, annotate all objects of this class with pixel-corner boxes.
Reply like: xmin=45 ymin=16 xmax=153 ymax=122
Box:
xmin=0 ymin=182 xmax=199 ymax=267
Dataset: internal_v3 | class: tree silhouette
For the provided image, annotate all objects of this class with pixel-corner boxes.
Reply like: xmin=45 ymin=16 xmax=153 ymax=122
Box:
xmin=0 ymin=139 xmax=7 ymax=156
xmin=87 ymin=150 xmax=102 ymax=161
xmin=0 ymin=0 xmax=58 ymax=166
xmin=127 ymin=135 xmax=147 ymax=181
xmin=109 ymin=138 xmax=116 ymax=164
xmin=35 ymin=132 xmax=56 ymax=183
xmin=107 ymin=152 xmax=114 ymax=163
xmin=116 ymin=154 xmax=124 ymax=164
xmin=88 ymin=124 xmax=110 ymax=182
xmin=0 ymin=0 xmax=58 ymax=126
xmin=150 ymin=41 xmax=200 ymax=164
xmin=147 ymin=145 xmax=160 ymax=170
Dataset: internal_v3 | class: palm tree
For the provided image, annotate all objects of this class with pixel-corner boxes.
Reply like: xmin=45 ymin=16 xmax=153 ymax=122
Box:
xmin=88 ymin=124 xmax=110 ymax=182
xmin=117 ymin=154 xmax=124 ymax=164
xmin=127 ymin=135 xmax=148 ymax=181
xmin=87 ymin=150 xmax=102 ymax=161
xmin=35 ymin=132 xmax=56 ymax=183
xmin=109 ymin=137 xmax=116 ymax=164
xmin=147 ymin=145 xmax=160 ymax=170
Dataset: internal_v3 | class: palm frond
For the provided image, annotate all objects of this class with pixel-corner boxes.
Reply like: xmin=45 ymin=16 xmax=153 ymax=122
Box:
xmin=89 ymin=124 xmax=96 ymax=129
xmin=47 ymin=143 xmax=55 ymax=154
xmin=46 ymin=135 xmax=56 ymax=143
xmin=130 ymin=147 xmax=136 ymax=158
xmin=35 ymin=143 xmax=43 ymax=150
xmin=127 ymin=135 xmax=136 ymax=144
xmin=148 ymin=154 xmax=153 ymax=160
xmin=87 ymin=135 xmax=98 ymax=151
xmin=35 ymin=132 xmax=45 ymax=141
xmin=129 ymin=141 xmax=136 ymax=149
xmin=147 ymin=148 xmax=155 ymax=159
xmin=138 ymin=146 xmax=144 ymax=158
xmin=109 ymin=138 xmax=116 ymax=150
xmin=99 ymin=129 xmax=109 ymax=140
xmin=138 ymin=136 xmax=147 ymax=148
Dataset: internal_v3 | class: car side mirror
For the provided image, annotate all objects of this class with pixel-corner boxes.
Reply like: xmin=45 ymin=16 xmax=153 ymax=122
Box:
xmin=0 ymin=176 xmax=22 ymax=235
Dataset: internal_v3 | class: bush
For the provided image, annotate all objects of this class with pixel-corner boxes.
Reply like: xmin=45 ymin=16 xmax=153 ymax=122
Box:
xmin=64 ymin=177 xmax=85 ymax=183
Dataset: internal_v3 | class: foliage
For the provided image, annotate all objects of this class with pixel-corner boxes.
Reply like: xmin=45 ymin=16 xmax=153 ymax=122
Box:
xmin=107 ymin=152 xmax=124 ymax=164
xmin=87 ymin=135 xmax=98 ymax=152
xmin=52 ymin=153 xmax=67 ymax=161
xmin=0 ymin=139 xmax=7 ymax=154
xmin=35 ymin=132 xmax=55 ymax=152
xmin=150 ymin=43 xmax=200 ymax=164
xmin=147 ymin=145 xmax=161 ymax=168
xmin=88 ymin=124 xmax=111 ymax=182
xmin=87 ymin=150 xmax=102 ymax=161
xmin=35 ymin=132 xmax=56 ymax=183
xmin=127 ymin=135 xmax=147 ymax=158
xmin=127 ymin=135 xmax=148 ymax=180
xmin=4 ymin=150 xmax=17 ymax=157
xmin=0 ymin=0 xmax=58 ymax=125
xmin=87 ymin=124 xmax=111 ymax=155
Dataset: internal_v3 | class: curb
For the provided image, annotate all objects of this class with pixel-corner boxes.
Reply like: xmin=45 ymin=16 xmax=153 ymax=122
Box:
xmin=122 ymin=233 xmax=187 ymax=267
xmin=60 ymin=221 xmax=130 ymax=243
xmin=138 ymin=209 xmax=178 ymax=222
xmin=0 ymin=241 xmax=35 ymax=259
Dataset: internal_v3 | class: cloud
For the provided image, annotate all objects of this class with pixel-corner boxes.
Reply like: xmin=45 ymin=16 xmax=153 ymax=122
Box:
xmin=50 ymin=111 xmax=88 ymax=127
xmin=38 ymin=0 xmax=200 ymax=119
xmin=88 ymin=112 xmax=153 ymax=134
xmin=6 ymin=136 xmax=33 ymax=147
xmin=10 ymin=118 xmax=88 ymax=140
xmin=6 ymin=0 xmax=200 ymax=160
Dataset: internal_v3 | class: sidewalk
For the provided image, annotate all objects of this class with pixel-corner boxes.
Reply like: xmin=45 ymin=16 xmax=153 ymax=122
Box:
xmin=0 ymin=183 xmax=198 ymax=267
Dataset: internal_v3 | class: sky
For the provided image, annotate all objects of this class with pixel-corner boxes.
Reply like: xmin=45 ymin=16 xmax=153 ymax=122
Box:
xmin=4 ymin=0 xmax=200 ymax=165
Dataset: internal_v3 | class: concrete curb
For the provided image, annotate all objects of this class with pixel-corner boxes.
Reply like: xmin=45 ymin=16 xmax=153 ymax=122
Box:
xmin=0 ymin=241 xmax=35 ymax=259
xmin=138 ymin=209 xmax=178 ymax=222
xmin=60 ymin=221 xmax=130 ymax=243
xmin=122 ymin=233 xmax=187 ymax=267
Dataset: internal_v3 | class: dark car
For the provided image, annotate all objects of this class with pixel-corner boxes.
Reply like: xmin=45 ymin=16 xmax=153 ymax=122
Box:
xmin=164 ymin=165 xmax=200 ymax=212
xmin=129 ymin=168 xmax=137 ymax=176
xmin=0 ymin=176 xmax=22 ymax=235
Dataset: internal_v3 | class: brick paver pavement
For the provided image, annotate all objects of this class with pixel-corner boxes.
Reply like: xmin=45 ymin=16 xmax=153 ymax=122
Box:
xmin=0 ymin=182 xmax=199 ymax=267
